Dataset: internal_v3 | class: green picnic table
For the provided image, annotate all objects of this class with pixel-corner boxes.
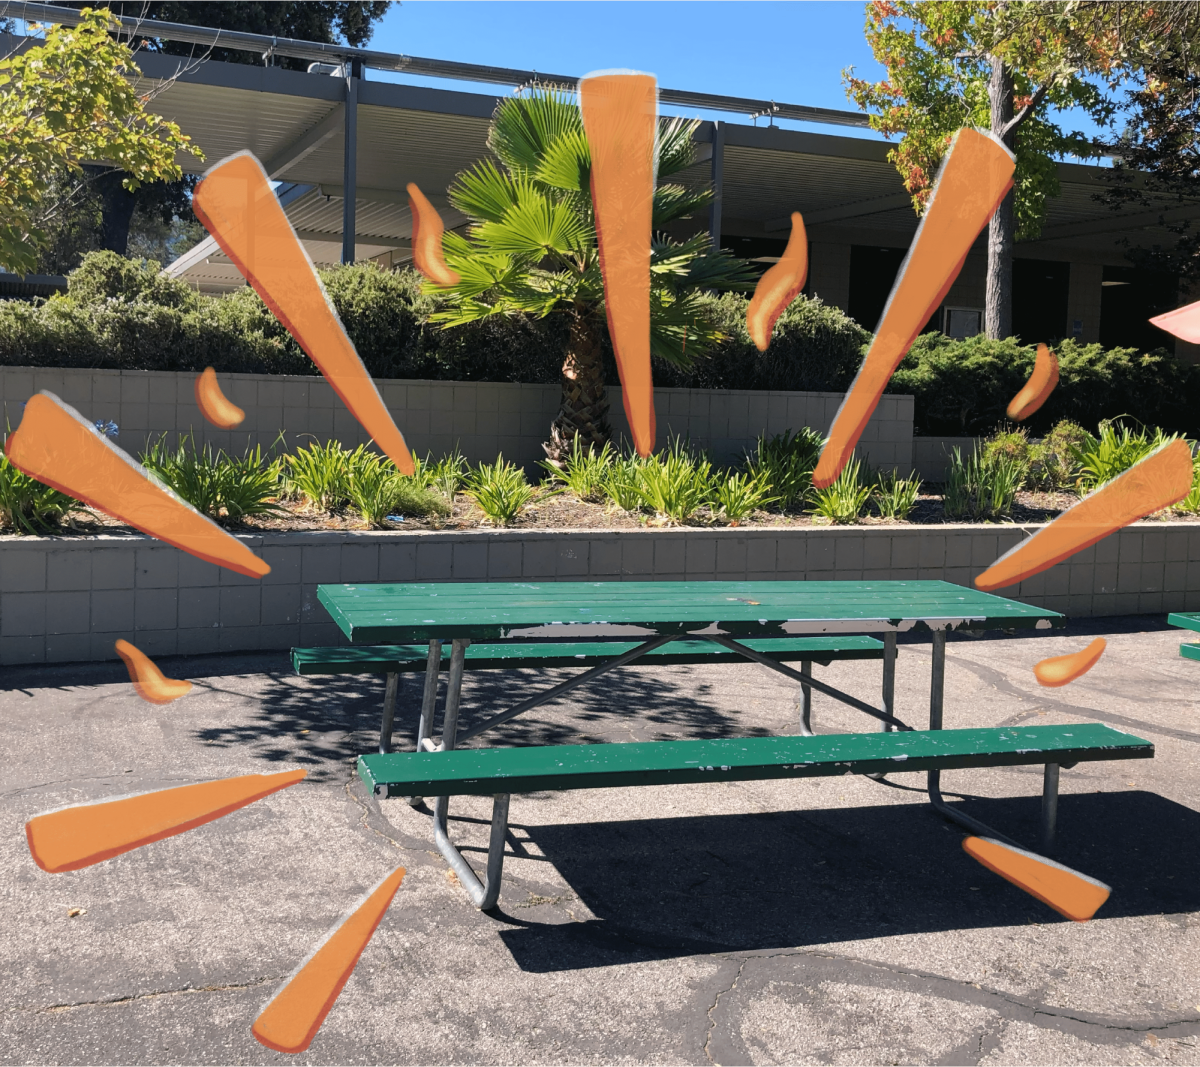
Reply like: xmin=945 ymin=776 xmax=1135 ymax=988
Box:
xmin=312 ymin=580 xmax=1150 ymax=912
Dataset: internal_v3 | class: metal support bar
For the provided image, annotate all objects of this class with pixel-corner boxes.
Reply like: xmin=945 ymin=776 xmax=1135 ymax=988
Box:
xmin=798 ymin=660 xmax=813 ymax=736
xmin=438 ymin=638 xmax=471 ymax=751
xmin=1042 ymin=763 xmax=1060 ymax=853
xmin=929 ymin=630 xmax=946 ymax=731
xmin=927 ymin=769 xmax=1020 ymax=849
xmin=454 ymin=635 xmax=679 ymax=744
xmin=882 ymin=632 xmax=897 ymax=732
xmin=341 ymin=59 xmax=361 ymax=265
xmin=707 ymin=635 xmax=911 ymax=731
xmin=406 ymin=640 xmax=443 ymax=807
xmin=708 ymin=120 xmax=724 ymax=248
xmin=433 ymin=793 xmax=510 ymax=910
xmin=378 ymin=672 xmax=399 ymax=754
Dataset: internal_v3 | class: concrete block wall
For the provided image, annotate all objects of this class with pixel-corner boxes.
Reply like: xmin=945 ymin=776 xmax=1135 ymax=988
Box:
xmin=0 ymin=367 xmax=914 ymax=474
xmin=2 ymin=523 xmax=1198 ymax=665
xmin=912 ymin=437 xmax=979 ymax=482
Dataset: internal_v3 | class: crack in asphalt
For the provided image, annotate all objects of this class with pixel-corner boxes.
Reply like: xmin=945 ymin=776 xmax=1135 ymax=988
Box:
xmin=703 ymin=958 xmax=747 ymax=1066
xmin=27 ymin=976 xmax=279 ymax=1014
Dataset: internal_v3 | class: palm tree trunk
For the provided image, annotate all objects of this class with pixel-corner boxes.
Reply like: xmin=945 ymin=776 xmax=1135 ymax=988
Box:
xmin=986 ymin=55 xmax=1016 ymax=341
xmin=544 ymin=308 xmax=612 ymax=465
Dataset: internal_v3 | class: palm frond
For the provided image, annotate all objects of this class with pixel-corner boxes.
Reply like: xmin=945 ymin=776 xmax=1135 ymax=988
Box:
xmin=475 ymin=188 xmax=592 ymax=258
xmin=488 ymin=89 xmax=582 ymax=175
xmin=534 ymin=127 xmax=591 ymax=192
xmin=448 ymin=159 xmax=523 ymax=223
xmin=648 ymin=289 xmax=726 ymax=366
xmin=656 ymin=115 xmax=703 ymax=178
xmin=652 ymin=183 xmax=713 ymax=227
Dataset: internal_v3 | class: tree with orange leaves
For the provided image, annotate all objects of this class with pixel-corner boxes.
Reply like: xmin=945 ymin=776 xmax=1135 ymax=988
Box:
xmin=844 ymin=1 xmax=1120 ymax=340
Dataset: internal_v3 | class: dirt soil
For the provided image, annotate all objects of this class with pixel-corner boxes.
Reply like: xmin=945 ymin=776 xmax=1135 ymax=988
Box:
xmin=25 ymin=487 xmax=1200 ymax=538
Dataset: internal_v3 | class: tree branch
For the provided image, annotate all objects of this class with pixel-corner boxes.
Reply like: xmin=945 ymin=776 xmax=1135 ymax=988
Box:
xmin=1001 ymin=77 xmax=1056 ymax=139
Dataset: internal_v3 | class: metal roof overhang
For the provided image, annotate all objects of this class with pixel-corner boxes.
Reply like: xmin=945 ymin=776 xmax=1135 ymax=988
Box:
xmin=85 ymin=47 xmax=1200 ymax=287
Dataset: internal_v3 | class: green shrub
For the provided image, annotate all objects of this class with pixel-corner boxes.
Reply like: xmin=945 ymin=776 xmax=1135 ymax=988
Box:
xmin=943 ymin=447 xmax=1023 ymax=521
xmin=1069 ymin=419 xmax=1186 ymax=496
xmin=745 ymin=427 xmax=824 ymax=511
xmin=872 ymin=470 xmax=922 ymax=521
xmin=140 ymin=434 xmax=285 ymax=525
xmin=412 ymin=449 xmax=468 ymax=499
xmin=464 ymin=456 xmax=534 ymax=525
xmin=809 ymin=458 xmax=872 ymax=524
xmin=1028 ymin=419 xmax=1089 ymax=490
xmin=540 ymin=438 xmax=614 ymax=502
xmin=602 ymin=454 xmax=646 ymax=513
xmin=284 ymin=440 xmax=352 ymax=511
xmin=0 ymin=446 xmax=82 ymax=534
xmin=713 ymin=470 xmax=777 ymax=524
xmin=345 ymin=451 xmax=449 ymax=526
xmin=634 ymin=440 xmax=714 ymax=523
xmin=892 ymin=334 xmax=1200 ymax=437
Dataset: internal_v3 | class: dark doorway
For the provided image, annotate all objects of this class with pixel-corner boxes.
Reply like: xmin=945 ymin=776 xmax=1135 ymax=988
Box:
xmin=720 ymin=234 xmax=806 ymax=287
xmin=848 ymin=245 xmax=941 ymax=336
xmin=1100 ymin=264 xmax=1179 ymax=351
xmin=1012 ymin=259 xmax=1070 ymax=344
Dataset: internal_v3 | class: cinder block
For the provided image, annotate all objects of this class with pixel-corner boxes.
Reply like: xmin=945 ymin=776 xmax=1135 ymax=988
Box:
xmin=945 ymin=536 xmax=972 ymax=568
xmin=1068 ymin=565 xmax=1095 ymax=595
xmin=453 ymin=541 xmax=488 ymax=579
xmin=45 ymin=549 xmax=91 ymax=592
xmin=135 ymin=547 xmax=179 ymax=588
xmin=257 ymin=378 xmax=285 ymax=407
xmin=970 ymin=534 xmax=999 ymax=568
xmin=219 ymin=586 xmax=260 ymax=627
xmin=135 ymin=588 xmax=178 ymax=630
xmin=918 ymin=535 xmax=946 ymax=569
xmin=621 ymin=537 xmax=655 ymax=577
xmin=557 ymin=541 xmax=590 ymax=576
xmin=341 ymin=544 xmax=379 ymax=583
xmin=589 ymin=539 xmax=621 ymax=576
xmin=262 ymin=584 xmax=302 ymax=625
xmin=90 ymin=548 xmax=136 ymax=591
xmin=653 ymin=537 xmax=686 ymax=575
xmin=806 ymin=536 xmax=836 ymax=574
xmin=45 ymin=631 xmax=93 ymax=663
xmin=1042 ymin=566 xmax=1070 ymax=596
xmin=45 ymin=590 xmax=90 ymax=634
xmin=745 ymin=537 xmax=776 ymax=574
xmin=1166 ymin=528 xmax=1190 ymax=562
xmin=715 ymin=537 xmax=747 ymax=577
xmin=176 ymin=626 xmax=220 ymax=656
xmin=247 ymin=623 xmax=302 ymax=650
xmin=1140 ymin=561 xmax=1165 ymax=592
xmin=92 ymin=372 xmax=121 ymax=404
xmin=685 ymin=536 xmax=717 ymax=576
xmin=521 ymin=539 xmax=558 ymax=578
xmin=1092 ymin=564 xmax=1118 ymax=594
xmin=862 ymin=536 xmax=891 ymax=570
xmin=834 ymin=536 xmax=865 ymax=572
xmin=177 ymin=550 xmax=223 ymax=587
xmin=1137 ymin=591 xmax=1165 ymax=615
xmin=90 ymin=590 xmax=135 ymax=633
xmin=178 ymin=586 xmax=220 ymax=628
xmin=486 ymin=540 xmax=522 ymax=579
xmin=2 ymin=635 xmax=45 ymax=665
xmin=1 ymin=548 xmax=46 ymax=592
xmin=260 ymin=545 xmax=302 ymax=585
xmin=2 ymin=590 xmax=47 ymax=636
xmin=301 ymin=545 xmax=343 ymax=585
xmin=379 ymin=542 xmax=417 ymax=582
xmin=132 ymin=627 xmax=177 ymax=657
xmin=890 ymin=536 xmax=919 ymax=570
xmin=415 ymin=541 xmax=453 ymax=580
xmin=1164 ymin=560 xmax=1188 ymax=594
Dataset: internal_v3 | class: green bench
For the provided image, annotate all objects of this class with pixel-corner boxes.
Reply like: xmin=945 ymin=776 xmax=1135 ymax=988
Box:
xmin=292 ymin=635 xmax=889 ymax=754
xmin=1168 ymin=612 xmax=1200 ymax=661
xmin=358 ymin=723 xmax=1154 ymax=910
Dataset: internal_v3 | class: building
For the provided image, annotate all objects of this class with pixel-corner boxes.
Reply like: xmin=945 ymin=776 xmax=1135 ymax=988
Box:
xmin=8 ymin=4 xmax=1200 ymax=359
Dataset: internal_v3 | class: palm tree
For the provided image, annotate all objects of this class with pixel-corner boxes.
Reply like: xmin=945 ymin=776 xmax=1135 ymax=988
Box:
xmin=430 ymin=87 xmax=757 ymax=464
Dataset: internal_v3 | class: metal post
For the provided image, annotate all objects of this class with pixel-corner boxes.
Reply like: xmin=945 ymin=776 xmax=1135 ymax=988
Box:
xmin=433 ymin=791 xmax=509 ymax=910
xmin=407 ymin=640 xmax=443 ymax=808
xmin=798 ymin=660 xmax=813 ymax=735
xmin=341 ymin=58 xmax=361 ymax=265
xmin=708 ymin=120 xmax=724 ymax=249
xmin=378 ymin=672 xmax=399 ymax=754
xmin=882 ymin=631 xmax=897 ymax=732
xmin=927 ymin=630 xmax=946 ymax=800
xmin=439 ymin=638 xmax=471 ymax=751
xmin=1041 ymin=763 xmax=1060 ymax=853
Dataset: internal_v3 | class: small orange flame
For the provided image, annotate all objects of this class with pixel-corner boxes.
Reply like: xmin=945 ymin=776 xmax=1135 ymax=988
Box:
xmin=407 ymin=182 xmax=460 ymax=286
xmin=747 ymin=212 xmax=808 ymax=351
xmin=975 ymin=439 xmax=1193 ymax=591
xmin=1007 ymin=343 xmax=1058 ymax=421
xmin=192 ymin=151 xmax=414 ymax=475
xmin=252 ymin=866 xmax=406 ymax=1053
xmin=115 ymin=639 xmax=192 ymax=704
xmin=813 ymin=129 xmax=1014 ymax=488
xmin=5 ymin=392 xmax=270 ymax=579
xmin=25 ymin=770 xmax=306 ymax=873
xmin=963 ymin=836 xmax=1110 ymax=922
xmin=1033 ymin=638 xmax=1107 ymax=687
xmin=194 ymin=367 xmax=245 ymax=429
xmin=580 ymin=71 xmax=657 ymax=457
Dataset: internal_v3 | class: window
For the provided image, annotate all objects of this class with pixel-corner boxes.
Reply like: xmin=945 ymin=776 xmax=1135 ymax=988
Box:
xmin=944 ymin=307 xmax=983 ymax=339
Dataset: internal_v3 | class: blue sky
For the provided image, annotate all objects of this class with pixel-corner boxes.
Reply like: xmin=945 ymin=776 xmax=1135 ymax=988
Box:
xmin=365 ymin=1 xmax=891 ymax=139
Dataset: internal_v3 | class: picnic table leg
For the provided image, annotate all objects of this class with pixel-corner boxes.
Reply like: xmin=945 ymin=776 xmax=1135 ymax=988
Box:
xmin=406 ymin=640 xmax=443 ymax=807
xmin=433 ymin=792 xmax=510 ymax=911
xmin=882 ymin=632 xmax=897 ymax=732
xmin=797 ymin=661 xmax=814 ymax=735
xmin=378 ymin=672 xmax=399 ymax=754
xmin=439 ymin=638 xmax=471 ymax=751
xmin=1041 ymin=763 xmax=1060 ymax=853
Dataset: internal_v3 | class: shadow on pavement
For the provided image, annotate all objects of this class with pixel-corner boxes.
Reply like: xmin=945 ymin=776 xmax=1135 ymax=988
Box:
xmin=496 ymin=789 xmax=1199 ymax=971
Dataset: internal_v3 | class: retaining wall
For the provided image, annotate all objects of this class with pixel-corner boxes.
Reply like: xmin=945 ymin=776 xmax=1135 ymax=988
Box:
xmin=0 ymin=366 xmax=914 ymax=473
xmin=2 ymin=523 xmax=1198 ymax=665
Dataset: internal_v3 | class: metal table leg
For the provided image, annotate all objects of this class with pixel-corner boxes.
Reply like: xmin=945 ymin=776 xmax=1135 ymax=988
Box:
xmin=433 ymin=792 xmax=510 ymax=910
xmin=882 ymin=632 xmax=897 ymax=732
xmin=1042 ymin=763 xmax=1060 ymax=853
xmin=407 ymin=640 xmax=442 ymax=807
xmin=797 ymin=661 xmax=814 ymax=736
xmin=378 ymin=672 xmax=399 ymax=754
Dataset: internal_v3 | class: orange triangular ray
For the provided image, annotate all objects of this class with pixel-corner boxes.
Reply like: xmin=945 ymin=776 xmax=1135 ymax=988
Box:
xmin=115 ymin=639 xmax=192 ymax=704
xmin=25 ymin=770 xmax=306 ymax=873
xmin=407 ymin=182 xmax=460 ymax=286
xmin=253 ymin=866 xmax=406 ymax=1053
xmin=1033 ymin=637 xmax=1107 ymax=687
xmin=5 ymin=392 xmax=269 ymax=578
xmin=975 ymin=439 xmax=1193 ymax=591
xmin=963 ymin=836 xmax=1110 ymax=922
xmin=1007 ymin=343 xmax=1058 ymax=421
xmin=813 ymin=129 xmax=1014 ymax=488
xmin=580 ymin=71 xmax=657 ymax=457
xmin=1150 ymin=299 xmax=1200 ymax=343
xmin=194 ymin=366 xmax=245 ymax=429
xmin=192 ymin=151 xmax=414 ymax=475
xmin=747 ymin=212 xmax=808 ymax=351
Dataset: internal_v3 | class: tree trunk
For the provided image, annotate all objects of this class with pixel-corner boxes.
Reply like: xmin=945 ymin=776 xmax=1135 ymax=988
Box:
xmin=543 ymin=309 xmax=612 ymax=465
xmin=86 ymin=166 xmax=139 ymax=255
xmin=986 ymin=55 xmax=1016 ymax=341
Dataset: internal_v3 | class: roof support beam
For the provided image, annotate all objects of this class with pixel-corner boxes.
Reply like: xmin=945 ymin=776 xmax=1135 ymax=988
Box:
xmin=709 ymin=121 xmax=725 ymax=248
xmin=764 ymin=192 xmax=913 ymax=231
xmin=1033 ymin=201 xmax=1200 ymax=242
xmin=342 ymin=60 xmax=362 ymax=265
xmin=264 ymin=104 xmax=345 ymax=179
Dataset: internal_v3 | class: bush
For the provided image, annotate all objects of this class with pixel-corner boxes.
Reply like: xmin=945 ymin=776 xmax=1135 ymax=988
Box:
xmin=943 ymin=447 xmax=1023 ymax=521
xmin=892 ymin=334 xmax=1200 ymax=437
